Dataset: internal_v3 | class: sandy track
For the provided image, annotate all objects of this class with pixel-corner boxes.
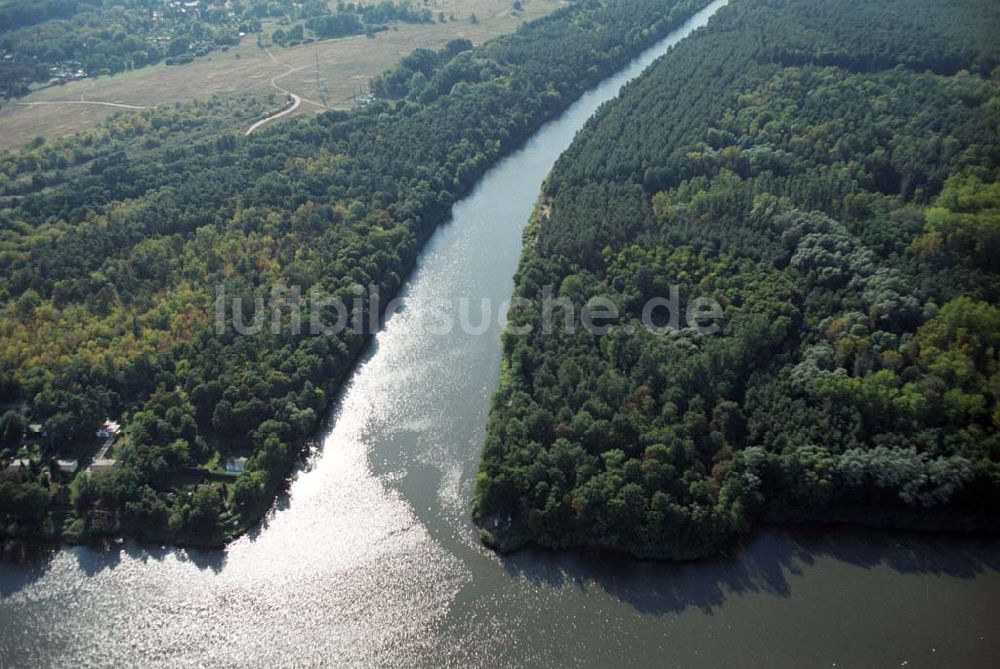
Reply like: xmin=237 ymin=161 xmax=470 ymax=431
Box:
xmin=244 ymin=91 xmax=302 ymax=135
xmin=17 ymin=99 xmax=148 ymax=110
xmin=245 ymin=49 xmax=327 ymax=135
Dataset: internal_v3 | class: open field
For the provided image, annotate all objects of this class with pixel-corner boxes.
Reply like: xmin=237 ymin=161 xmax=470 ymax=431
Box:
xmin=0 ymin=0 xmax=564 ymax=150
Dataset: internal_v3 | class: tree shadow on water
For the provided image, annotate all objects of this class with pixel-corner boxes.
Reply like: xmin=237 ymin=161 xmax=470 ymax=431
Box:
xmin=0 ymin=535 xmax=230 ymax=599
xmin=497 ymin=525 xmax=1000 ymax=617
xmin=0 ymin=541 xmax=59 ymax=597
xmin=69 ymin=539 xmax=227 ymax=576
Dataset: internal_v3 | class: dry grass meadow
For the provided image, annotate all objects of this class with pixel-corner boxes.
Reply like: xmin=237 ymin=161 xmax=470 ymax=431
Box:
xmin=0 ymin=0 xmax=563 ymax=150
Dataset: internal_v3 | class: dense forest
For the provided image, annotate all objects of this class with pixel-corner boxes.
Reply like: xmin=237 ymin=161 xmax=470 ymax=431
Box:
xmin=474 ymin=0 xmax=1000 ymax=558
xmin=302 ymin=1 xmax=432 ymax=42
xmin=0 ymin=0 xmax=432 ymax=98
xmin=0 ymin=0 xmax=715 ymax=545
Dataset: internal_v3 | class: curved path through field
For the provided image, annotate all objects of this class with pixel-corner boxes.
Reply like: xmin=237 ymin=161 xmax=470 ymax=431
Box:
xmin=245 ymin=49 xmax=328 ymax=135
xmin=17 ymin=99 xmax=148 ymax=110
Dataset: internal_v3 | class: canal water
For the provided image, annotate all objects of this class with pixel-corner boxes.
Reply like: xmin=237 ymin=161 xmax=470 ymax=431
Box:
xmin=2 ymin=1 xmax=997 ymax=665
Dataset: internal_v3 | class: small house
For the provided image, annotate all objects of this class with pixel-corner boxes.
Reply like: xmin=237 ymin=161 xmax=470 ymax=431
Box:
xmin=97 ymin=420 xmax=121 ymax=440
xmin=2 ymin=458 xmax=32 ymax=479
xmin=89 ymin=458 xmax=117 ymax=474
xmin=225 ymin=457 xmax=248 ymax=474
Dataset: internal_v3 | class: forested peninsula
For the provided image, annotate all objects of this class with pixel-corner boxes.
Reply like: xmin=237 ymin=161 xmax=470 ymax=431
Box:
xmin=474 ymin=0 xmax=1000 ymax=559
xmin=0 ymin=0 xmax=715 ymax=546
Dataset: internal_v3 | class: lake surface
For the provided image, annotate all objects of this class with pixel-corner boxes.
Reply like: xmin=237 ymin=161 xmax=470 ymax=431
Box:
xmin=2 ymin=1 xmax=998 ymax=665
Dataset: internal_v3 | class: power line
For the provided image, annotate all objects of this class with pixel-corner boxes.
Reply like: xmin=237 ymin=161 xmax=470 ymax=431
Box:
xmin=314 ymin=51 xmax=329 ymax=107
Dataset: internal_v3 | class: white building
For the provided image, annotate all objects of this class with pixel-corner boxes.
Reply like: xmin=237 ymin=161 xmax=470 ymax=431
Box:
xmin=225 ymin=457 xmax=248 ymax=474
